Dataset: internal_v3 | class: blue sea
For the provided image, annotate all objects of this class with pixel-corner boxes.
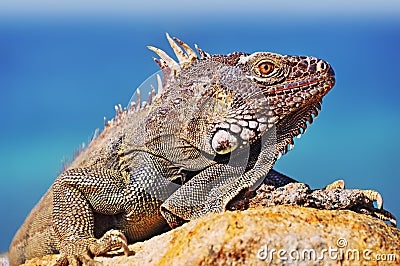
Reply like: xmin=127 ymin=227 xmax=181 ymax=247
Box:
xmin=0 ymin=3 xmax=399 ymax=253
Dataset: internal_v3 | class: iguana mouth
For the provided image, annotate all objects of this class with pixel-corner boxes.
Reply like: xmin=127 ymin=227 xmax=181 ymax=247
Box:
xmin=268 ymin=73 xmax=335 ymax=96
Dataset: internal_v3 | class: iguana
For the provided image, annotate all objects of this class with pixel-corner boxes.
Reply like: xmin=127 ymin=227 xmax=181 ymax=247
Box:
xmin=9 ymin=34 xmax=396 ymax=265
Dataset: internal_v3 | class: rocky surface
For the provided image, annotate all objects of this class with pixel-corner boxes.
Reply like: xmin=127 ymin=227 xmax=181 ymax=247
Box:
xmin=22 ymin=204 xmax=399 ymax=265
xmin=19 ymin=183 xmax=399 ymax=265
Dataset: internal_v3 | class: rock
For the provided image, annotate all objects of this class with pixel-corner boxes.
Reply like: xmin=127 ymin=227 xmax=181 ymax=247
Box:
xmin=22 ymin=205 xmax=400 ymax=265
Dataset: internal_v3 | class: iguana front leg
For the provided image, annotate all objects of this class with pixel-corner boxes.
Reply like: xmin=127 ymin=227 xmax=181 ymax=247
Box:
xmin=52 ymin=168 xmax=130 ymax=265
xmin=161 ymin=135 xmax=278 ymax=227
xmin=161 ymin=163 xmax=251 ymax=227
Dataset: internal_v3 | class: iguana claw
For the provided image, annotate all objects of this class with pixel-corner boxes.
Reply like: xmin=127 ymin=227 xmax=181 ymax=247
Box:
xmin=358 ymin=189 xmax=383 ymax=209
xmin=324 ymin=180 xmax=392 ymax=224
xmin=325 ymin=180 xmax=384 ymax=210
xmin=55 ymin=229 xmax=130 ymax=266
xmin=375 ymin=210 xmax=397 ymax=227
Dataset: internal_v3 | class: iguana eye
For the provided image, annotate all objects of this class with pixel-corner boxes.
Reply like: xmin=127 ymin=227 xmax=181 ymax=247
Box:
xmin=258 ymin=61 xmax=275 ymax=76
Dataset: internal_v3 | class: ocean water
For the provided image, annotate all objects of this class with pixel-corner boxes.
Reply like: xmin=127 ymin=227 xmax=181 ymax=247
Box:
xmin=0 ymin=10 xmax=399 ymax=253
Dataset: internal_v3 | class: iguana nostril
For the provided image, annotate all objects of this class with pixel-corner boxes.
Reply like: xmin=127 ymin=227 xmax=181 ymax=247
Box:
xmin=316 ymin=60 xmax=327 ymax=72
xmin=316 ymin=60 xmax=333 ymax=74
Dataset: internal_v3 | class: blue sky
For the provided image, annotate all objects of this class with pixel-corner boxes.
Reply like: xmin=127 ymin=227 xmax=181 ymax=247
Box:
xmin=1 ymin=0 xmax=400 ymax=19
xmin=0 ymin=0 xmax=399 ymax=254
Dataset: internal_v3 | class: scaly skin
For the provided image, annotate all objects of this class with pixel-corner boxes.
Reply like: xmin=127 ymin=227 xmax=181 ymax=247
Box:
xmin=9 ymin=34 xmax=394 ymax=265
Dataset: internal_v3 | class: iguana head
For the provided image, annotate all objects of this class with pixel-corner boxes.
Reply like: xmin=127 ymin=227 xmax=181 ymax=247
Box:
xmin=235 ymin=51 xmax=335 ymax=156
xmin=145 ymin=34 xmax=335 ymax=163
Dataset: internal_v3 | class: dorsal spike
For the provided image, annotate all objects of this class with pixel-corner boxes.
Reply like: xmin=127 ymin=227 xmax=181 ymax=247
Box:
xmin=148 ymin=90 xmax=153 ymax=105
xmin=153 ymin=57 xmax=164 ymax=69
xmin=90 ymin=128 xmax=100 ymax=143
xmin=147 ymin=45 xmax=180 ymax=73
xmin=136 ymin=88 xmax=141 ymax=110
xmin=195 ymin=44 xmax=209 ymax=59
xmin=173 ymin=36 xmax=198 ymax=62
xmin=166 ymin=33 xmax=189 ymax=65
xmin=156 ymin=74 xmax=163 ymax=94
xmin=153 ymin=57 xmax=172 ymax=81
xmin=150 ymin=84 xmax=156 ymax=100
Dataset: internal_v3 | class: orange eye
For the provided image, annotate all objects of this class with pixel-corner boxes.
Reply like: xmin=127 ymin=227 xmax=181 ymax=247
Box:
xmin=258 ymin=62 xmax=275 ymax=75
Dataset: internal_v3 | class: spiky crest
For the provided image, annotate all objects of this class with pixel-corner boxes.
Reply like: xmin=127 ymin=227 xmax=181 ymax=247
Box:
xmin=68 ymin=34 xmax=206 ymax=166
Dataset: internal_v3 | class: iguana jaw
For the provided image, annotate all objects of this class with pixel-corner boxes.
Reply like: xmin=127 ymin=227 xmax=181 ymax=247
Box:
xmin=273 ymin=68 xmax=335 ymax=157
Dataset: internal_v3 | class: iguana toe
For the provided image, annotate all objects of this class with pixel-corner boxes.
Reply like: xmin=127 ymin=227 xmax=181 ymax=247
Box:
xmin=55 ymin=238 xmax=102 ymax=266
xmin=323 ymin=182 xmax=395 ymax=226
xmin=90 ymin=229 xmax=130 ymax=256
xmin=358 ymin=189 xmax=383 ymax=209
xmin=54 ymin=254 xmax=102 ymax=266
xmin=324 ymin=180 xmax=384 ymax=210
xmin=374 ymin=209 xmax=397 ymax=227
xmin=55 ymin=230 xmax=129 ymax=265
